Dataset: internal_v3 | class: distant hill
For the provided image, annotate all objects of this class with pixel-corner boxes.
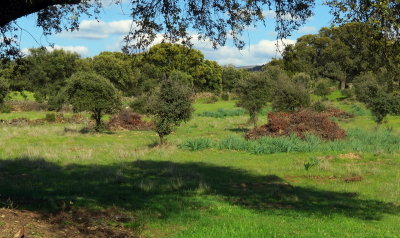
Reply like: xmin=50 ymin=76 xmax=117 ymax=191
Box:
xmin=236 ymin=65 xmax=264 ymax=72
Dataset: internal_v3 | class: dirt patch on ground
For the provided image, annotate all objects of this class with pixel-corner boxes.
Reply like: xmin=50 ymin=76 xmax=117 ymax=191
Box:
xmin=317 ymin=153 xmax=362 ymax=161
xmin=337 ymin=153 xmax=362 ymax=160
xmin=108 ymin=110 xmax=154 ymax=131
xmin=0 ymin=208 xmax=139 ymax=238
xmin=343 ymin=176 xmax=364 ymax=183
xmin=246 ymin=110 xmax=346 ymax=140
xmin=285 ymin=175 xmax=339 ymax=183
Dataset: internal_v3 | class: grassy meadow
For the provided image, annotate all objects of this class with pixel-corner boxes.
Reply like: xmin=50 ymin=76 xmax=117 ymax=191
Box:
xmin=0 ymin=92 xmax=399 ymax=237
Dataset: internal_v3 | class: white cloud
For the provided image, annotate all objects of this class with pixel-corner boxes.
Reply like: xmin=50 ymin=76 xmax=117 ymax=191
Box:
xmin=58 ymin=19 xmax=134 ymax=39
xmin=48 ymin=45 xmax=89 ymax=55
xmin=100 ymin=25 xmax=296 ymax=66
xmin=297 ymin=26 xmax=317 ymax=34
xmin=195 ymin=39 xmax=295 ymax=66
xmin=22 ymin=45 xmax=89 ymax=56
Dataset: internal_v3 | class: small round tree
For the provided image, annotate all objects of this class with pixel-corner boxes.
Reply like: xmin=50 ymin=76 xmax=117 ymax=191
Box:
xmin=272 ymin=78 xmax=311 ymax=112
xmin=234 ymin=72 xmax=271 ymax=128
xmin=354 ymin=74 xmax=398 ymax=125
xmin=149 ymin=71 xmax=194 ymax=144
xmin=65 ymin=72 xmax=121 ymax=131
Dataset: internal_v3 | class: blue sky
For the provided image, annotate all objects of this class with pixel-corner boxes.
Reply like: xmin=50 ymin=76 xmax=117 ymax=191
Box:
xmin=16 ymin=1 xmax=333 ymax=66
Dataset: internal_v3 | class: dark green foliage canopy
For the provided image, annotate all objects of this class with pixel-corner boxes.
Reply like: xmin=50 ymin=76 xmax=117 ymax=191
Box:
xmin=91 ymin=51 xmax=139 ymax=96
xmin=282 ymin=23 xmax=398 ymax=90
xmin=65 ymin=71 xmax=121 ymax=130
xmin=0 ymin=76 xmax=9 ymax=105
xmin=314 ymin=79 xmax=331 ymax=98
xmin=141 ymin=43 xmax=222 ymax=93
xmin=148 ymin=71 xmax=194 ymax=143
xmin=272 ymin=78 xmax=310 ymax=112
xmin=221 ymin=66 xmax=244 ymax=93
xmin=235 ymin=71 xmax=271 ymax=127
xmin=5 ymin=48 xmax=80 ymax=104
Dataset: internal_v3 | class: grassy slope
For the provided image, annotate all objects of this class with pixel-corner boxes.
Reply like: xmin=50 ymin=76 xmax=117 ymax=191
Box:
xmin=0 ymin=97 xmax=399 ymax=237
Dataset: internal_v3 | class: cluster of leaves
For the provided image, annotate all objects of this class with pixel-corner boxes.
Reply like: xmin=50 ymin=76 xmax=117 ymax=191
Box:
xmin=354 ymin=72 xmax=400 ymax=124
xmin=282 ymin=22 xmax=400 ymax=90
xmin=234 ymin=71 xmax=271 ymax=127
xmin=65 ymin=72 xmax=122 ymax=131
xmin=1 ymin=43 xmax=225 ymax=104
xmin=146 ymin=71 xmax=194 ymax=144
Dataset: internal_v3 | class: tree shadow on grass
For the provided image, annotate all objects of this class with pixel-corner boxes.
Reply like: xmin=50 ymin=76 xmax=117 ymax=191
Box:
xmin=227 ymin=127 xmax=249 ymax=133
xmin=0 ymin=157 xmax=398 ymax=222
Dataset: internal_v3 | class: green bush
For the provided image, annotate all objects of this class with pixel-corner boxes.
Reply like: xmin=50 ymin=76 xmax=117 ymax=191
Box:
xmin=221 ymin=92 xmax=230 ymax=101
xmin=341 ymin=88 xmax=355 ymax=99
xmin=129 ymin=94 xmax=152 ymax=114
xmin=235 ymin=72 xmax=271 ymax=127
xmin=314 ymin=80 xmax=331 ymax=98
xmin=148 ymin=71 xmax=194 ymax=144
xmin=0 ymin=76 xmax=9 ymax=105
xmin=292 ymin=72 xmax=311 ymax=89
xmin=205 ymin=94 xmax=219 ymax=104
xmin=311 ymin=101 xmax=327 ymax=112
xmin=0 ymin=104 xmax=11 ymax=113
xmin=179 ymin=138 xmax=213 ymax=151
xmin=65 ymin=72 xmax=121 ymax=132
xmin=272 ymin=79 xmax=310 ymax=112
xmin=45 ymin=113 xmax=56 ymax=122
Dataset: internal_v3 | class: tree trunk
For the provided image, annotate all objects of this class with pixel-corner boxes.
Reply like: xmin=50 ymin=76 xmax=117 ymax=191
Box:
xmin=340 ymin=80 xmax=346 ymax=90
xmin=159 ymin=134 xmax=165 ymax=145
xmin=94 ymin=110 xmax=102 ymax=132
xmin=0 ymin=0 xmax=82 ymax=27
xmin=250 ymin=111 xmax=257 ymax=128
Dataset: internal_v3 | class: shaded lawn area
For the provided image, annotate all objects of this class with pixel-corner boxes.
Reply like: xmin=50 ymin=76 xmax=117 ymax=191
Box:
xmin=0 ymin=157 xmax=399 ymax=237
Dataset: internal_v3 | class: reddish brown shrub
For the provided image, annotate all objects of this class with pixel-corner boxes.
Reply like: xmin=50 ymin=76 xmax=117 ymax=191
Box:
xmin=107 ymin=109 xmax=154 ymax=131
xmin=246 ymin=110 xmax=346 ymax=140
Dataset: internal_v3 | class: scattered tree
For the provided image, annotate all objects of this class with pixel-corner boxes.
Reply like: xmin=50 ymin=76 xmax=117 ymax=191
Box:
xmin=148 ymin=71 xmax=194 ymax=144
xmin=354 ymin=72 xmax=399 ymax=125
xmin=65 ymin=72 xmax=121 ymax=131
xmin=235 ymin=72 xmax=271 ymax=128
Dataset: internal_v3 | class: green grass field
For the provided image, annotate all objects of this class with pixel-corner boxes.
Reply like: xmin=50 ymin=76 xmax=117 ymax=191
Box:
xmin=0 ymin=97 xmax=399 ymax=237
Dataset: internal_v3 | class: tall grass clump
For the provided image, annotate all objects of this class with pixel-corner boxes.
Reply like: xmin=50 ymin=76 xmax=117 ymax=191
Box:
xmin=197 ymin=108 xmax=246 ymax=118
xmin=216 ymin=128 xmax=400 ymax=154
xmin=349 ymin=104 xmax=370 ymax=116
xmin=179 ymin=138 xmax=213 ymax=151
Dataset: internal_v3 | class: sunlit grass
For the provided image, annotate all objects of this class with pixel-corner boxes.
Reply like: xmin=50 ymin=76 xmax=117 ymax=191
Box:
xmin=0 ymin=96 xmax=399 ymax=237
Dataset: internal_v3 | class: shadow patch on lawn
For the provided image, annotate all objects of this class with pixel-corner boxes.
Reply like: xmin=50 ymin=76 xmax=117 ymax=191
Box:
xmin=0 ymin=157 xmax=398 ymax=223
xmin=227 ymin=127 xmax=249 ymax=133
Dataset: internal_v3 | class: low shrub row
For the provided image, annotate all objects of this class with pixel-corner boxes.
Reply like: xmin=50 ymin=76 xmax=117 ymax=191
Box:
xmin=180 ymin=128 xmax=400 ymax=154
